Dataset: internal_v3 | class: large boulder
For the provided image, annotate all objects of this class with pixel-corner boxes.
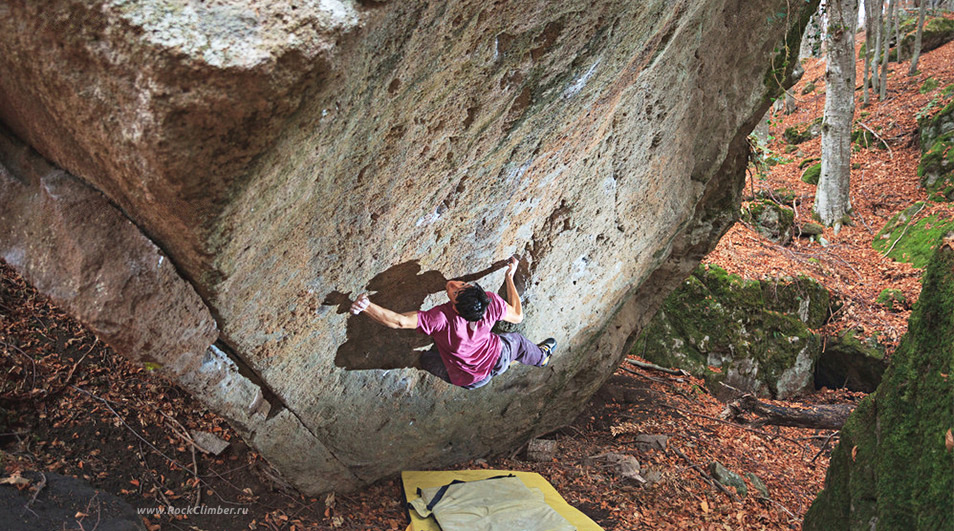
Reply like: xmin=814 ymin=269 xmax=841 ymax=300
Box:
xmin=803 ymin=235 xmax=954 ymax=530
xmin=918 ymin=100 xmax=954 ymax=201
xmin=0 ymin=0 xmax=818 ymax=494
xmin=631 ymin=264 xmax=833 ymax=399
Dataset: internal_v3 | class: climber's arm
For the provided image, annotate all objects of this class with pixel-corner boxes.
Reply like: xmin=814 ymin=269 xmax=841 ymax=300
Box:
xmin=501 ymin=256 xmax=524 ymax=324
xmin=351 ymin=294 xmax=419 ymax=329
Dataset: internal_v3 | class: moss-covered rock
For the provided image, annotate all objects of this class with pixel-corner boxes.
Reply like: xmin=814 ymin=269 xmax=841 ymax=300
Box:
xmin=798 ymin=157 xmax=820 ymax=169
xmin=896 ymin=16 xmax=954 ymax=61
xmin=742 ymin=199 xmax=795 ymax=244
xmin=918 ymin=131 xmax=954 ymax=201
xmin=873 ymin=202 xmax=954 ymax=267
xmin=876 ymin=288 xmax=907 ymax=311
xmin=803 ymin=235 xmax=954 ymax=530
xmin=798 ymin=222 xmax=825 ymax=237
xmin=784 ymin=117 xmax=823 ymax=145
xmin=851 ymin=128 xmax=888 ymax=150
xmin=754 ymin=188 xmax=797 ymax=205
xmin=632 ymin=264 xmax=833 ymax=399
xmin=801 ymin=162 xmax=821 ymax=185
xmin=918 ymin=99 xmax=954 ymax=153
xmin=861 ymin=16 xmax=954 ymax=63
xmin=801 ymin=81 xmax=815 ymax=95
xmin=920 ymin=77 xmax=939 ymax=94
xmin=814 ymin=328 xmax=888 ymax=393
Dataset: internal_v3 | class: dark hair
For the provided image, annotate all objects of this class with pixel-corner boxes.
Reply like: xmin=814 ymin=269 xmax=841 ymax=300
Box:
xmin=455 ymin=283 xmax=489 ymax=322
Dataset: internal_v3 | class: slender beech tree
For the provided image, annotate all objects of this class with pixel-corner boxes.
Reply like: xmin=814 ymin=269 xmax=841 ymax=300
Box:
xmin=862 ymin=0 xmax=881 ymax=105
xmin=815 ymin=0 xmax=859 ymax=230
xmin=879 ymin=0 xmax=896 ymax=100
xmin=869 ymin=0 xmax=883 ymax=97
xmin=909 ymin=0 xmax=928 ymax=74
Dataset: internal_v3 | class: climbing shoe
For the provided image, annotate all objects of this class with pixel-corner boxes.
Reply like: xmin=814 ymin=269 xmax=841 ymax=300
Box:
xmin=538 ymin=338 xmax=557 ymax=367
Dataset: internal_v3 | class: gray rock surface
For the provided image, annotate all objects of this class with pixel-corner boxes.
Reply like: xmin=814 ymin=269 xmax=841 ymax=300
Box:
xmin=709 ymin=461 xmax=748 ymax=497
xmin=0 ymin=0 xmax=818 ymax=494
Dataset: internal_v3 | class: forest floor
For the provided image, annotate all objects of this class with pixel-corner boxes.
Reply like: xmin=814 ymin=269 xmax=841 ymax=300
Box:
xmin=1 ymin=29 xmax=953 ymax=531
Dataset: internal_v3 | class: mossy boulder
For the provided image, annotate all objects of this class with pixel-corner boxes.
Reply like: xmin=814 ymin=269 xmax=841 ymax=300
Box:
xmin=632 ymin=265 xmax=832 ymax=399
xmin=754 ymin=188 xmax=797 ymax=205
xmin=784 ymin=117 xmax=823 ymax=145
xmin=917 ymin=100 xmax=954 ymax=201
xmin=876 ymin=288 xmax=907 ymax=311
xmin=861 ymin=16 xmax=954 ymax=63
xmin=814 ymin=329 xmax=888 ymax=393
xmin=798 ymin=222 xmax=824 ymax=237
xmin=873 ymin=202 xmax=954 ymax=268
xmin=918 ymin=131 xmax=954 ymax=201
xmin=920 ymin=77 xmax=939 ymax=94
xmin=798 ymin=157 xmax=820 ymax=169
xmin=801 ymin=81 xmax=815 ymax=95
xmin=896 ymin=16 xmax=954 ymax=62
xmin=851 ymin=128 xmax=888 ymax=151
xmin=918 ymin=99 xmax=954 ymax=153
xmin=742 ymin=199 xmax=795 ymax=244
xmin=801 ymin=162 xmax=821 ymax=185
xmin=803 ymin=235 xmax=954 ymax=530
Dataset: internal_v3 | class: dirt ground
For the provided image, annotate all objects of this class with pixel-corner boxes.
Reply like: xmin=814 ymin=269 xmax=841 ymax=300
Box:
xmin=1 ymin=26 xmax=952 ymax=531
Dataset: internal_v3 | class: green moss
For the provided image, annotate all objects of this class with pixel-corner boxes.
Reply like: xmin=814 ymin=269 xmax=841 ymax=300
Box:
xmin=761 ymin=274 xmax=836 ymax=328
xmin=801 ymin=162 xmax=821 ymax=185
xmin=784 ymin=117 xmax=823 ymax=145
xmin=799 ymin=157 xmax=820 ymax=169
xmin=806 ymin=238 xmax=954 ymax=530
xmin=742 ymin=200 xmax=795 ymax=243
xmin=754 ymin=188 xmax=796 ymax=204
xmin=632 ymin=264 xmax=825 ymax=398
xmin=943 ymin=84 xmax=954 ymax=98
xmin=917 ymin=132 xmax=954 ymax=201
xmin=920 ymin=77 xmax=939 ymax=94
xmin=872 ymin=202 xmax=954 ymax=268
xmin=801 ymin=82 xmax=815 ymax=95
xmin=876 ymin=289 xmax=907 ymax=311
xmin=851 ymin=128 xmax=888 ymax=150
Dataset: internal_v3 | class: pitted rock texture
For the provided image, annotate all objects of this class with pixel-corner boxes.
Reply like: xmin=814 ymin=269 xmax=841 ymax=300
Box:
xmin=0 ymin=0 xmax=818 ymax=494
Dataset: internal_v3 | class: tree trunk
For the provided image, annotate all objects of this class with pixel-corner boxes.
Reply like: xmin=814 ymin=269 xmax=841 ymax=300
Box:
xmin=870 ymin=0 xmax=883 ymax=96
xmin=721 ymin=394 xmax=855 ymax=429
xmin=879 ymin=0 xmax=895 ymax=100
xmin=909 ymin=0 xmax=928 ymax=74
xmin=862 ymin=0 xmax=877 ymax=105
xmin=893 ymin=0 xmax=901 ymax=59
xmin=815 ymin=0 xmax=858 ymax=230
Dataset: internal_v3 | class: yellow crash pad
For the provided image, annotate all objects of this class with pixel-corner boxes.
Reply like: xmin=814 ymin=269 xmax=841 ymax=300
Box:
xmin=402 ymin=469 xmax=603 ymax=531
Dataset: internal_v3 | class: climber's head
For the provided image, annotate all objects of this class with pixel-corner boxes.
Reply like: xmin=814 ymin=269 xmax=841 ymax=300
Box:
xmin=447 ymin=281 xmax=489 ymax=322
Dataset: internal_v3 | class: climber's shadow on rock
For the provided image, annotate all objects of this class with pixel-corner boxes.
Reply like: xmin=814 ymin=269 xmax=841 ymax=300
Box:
xmin=324 ymin=259 xmax=507 ymax=371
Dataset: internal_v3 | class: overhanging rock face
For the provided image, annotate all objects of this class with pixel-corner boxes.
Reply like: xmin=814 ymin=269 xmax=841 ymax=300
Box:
xmin=0 ymin=0 xmax=816 ymax=494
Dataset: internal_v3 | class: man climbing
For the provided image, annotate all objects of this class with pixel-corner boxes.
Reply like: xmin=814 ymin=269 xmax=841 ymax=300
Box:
xmin=349 ymin=256 xmax=557 ymax=389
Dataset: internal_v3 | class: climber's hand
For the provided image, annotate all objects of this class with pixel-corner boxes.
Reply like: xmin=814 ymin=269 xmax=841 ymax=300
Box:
xmin=506 ymin=256 xmax=519 ymax=279
xmin=351 ymin=293 xmax=370 ymax=315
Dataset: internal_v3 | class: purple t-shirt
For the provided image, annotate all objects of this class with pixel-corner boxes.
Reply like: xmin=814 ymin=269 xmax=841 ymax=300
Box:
xmin=417 ymin=291 xmax=507 ymax=386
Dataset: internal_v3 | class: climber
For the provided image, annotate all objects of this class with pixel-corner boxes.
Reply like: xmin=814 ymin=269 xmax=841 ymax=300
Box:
xmin=349 ymin=256 xmax=557 ymax=389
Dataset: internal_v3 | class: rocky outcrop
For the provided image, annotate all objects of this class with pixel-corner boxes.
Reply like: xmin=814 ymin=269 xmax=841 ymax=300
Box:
xmin=918 ymin=99 xmax=954 ymax=201
xmin=742 ymin=199 xmax=795 ymax=245
xmin=0 ymin=0 xmax=818 ymax=494
xmin=803 ymin=235 xmax=954 ymax=530
xmin=632 ymin=264 xmax=834 ymax=399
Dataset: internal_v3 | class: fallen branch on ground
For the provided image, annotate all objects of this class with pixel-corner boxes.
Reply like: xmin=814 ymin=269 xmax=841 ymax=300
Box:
xmin=624 ymin=358 xmax=688 ymax=376
xmin=721 ymin=394 xmax=854 ymax=430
